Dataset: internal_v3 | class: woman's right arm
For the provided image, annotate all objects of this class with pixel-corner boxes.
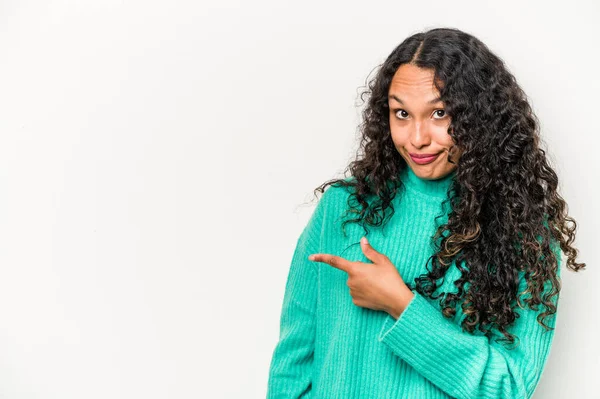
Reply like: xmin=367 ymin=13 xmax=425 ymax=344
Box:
xmin=266 ymin=190 xmax=328 ymax=399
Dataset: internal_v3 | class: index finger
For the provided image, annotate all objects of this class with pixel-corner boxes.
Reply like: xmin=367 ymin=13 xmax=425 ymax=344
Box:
xmin=309 ymin=253 xmax=355 ymax=273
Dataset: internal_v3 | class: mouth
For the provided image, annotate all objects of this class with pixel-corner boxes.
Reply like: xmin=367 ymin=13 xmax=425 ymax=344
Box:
xmin=409 ymin=152 xmax=441 ymax=165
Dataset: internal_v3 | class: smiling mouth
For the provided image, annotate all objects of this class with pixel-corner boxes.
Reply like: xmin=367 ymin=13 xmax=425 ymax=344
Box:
xmin=409 ymin=152 xmax=441 ymax=164
xmin=409 ymin=152 xmax=442 ymax=158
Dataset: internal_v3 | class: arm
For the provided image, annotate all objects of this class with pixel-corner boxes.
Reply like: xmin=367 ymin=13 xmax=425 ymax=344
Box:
xmin=377 ymin=244 xmax=562 ymax=399
xmin=266 ymin=193 xmax=327 ymax=399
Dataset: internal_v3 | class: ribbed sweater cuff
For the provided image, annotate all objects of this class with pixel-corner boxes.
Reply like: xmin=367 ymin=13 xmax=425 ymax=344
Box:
xmin=377 ymin=291 xmax=486 ymax=398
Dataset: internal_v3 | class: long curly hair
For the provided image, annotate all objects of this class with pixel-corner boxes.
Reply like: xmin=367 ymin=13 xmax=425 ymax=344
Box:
xmin=313 ymin=27 xmax=586 ymax=348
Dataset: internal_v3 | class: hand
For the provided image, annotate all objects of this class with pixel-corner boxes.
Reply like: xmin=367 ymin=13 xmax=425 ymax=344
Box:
xmin=308 ymin=237 xmax=415 ymax=319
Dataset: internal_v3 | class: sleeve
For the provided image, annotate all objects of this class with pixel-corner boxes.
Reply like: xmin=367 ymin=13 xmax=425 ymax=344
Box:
xmin=266 ymin=191 xmax=328 ymax=399
xmin=376 ymin=242 xmax=562 ymax=399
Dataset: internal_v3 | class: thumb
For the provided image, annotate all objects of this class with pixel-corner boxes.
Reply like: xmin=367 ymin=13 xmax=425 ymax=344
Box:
xmin=360 ymin=236 xmax=383 ymax=263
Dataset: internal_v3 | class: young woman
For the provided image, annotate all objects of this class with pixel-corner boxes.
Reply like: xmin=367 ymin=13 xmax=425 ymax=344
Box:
xmin=266 ymin=27 xmax=585 ymax=399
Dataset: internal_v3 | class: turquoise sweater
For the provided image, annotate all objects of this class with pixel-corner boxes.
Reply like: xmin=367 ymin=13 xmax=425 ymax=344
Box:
xmin=266 ymin=166 xmax=561 ymax=399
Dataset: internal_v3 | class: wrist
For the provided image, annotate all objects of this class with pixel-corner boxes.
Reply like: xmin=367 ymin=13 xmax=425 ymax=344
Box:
xmin=388 ymin=289 xmax=415 ymax=320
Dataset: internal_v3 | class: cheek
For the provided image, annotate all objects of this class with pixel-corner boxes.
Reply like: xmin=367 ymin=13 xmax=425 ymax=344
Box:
xmin=432 ymin=127 xmax=455 ymax=145
xmin=389 ymin=125 xmax=409 ymax=145
xmin=390 ymin=133 xmax=409 ymax=152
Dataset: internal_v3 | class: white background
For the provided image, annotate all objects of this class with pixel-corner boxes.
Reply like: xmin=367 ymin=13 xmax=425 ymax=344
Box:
xmin=0 ymin=0 xmax=598 ymax=398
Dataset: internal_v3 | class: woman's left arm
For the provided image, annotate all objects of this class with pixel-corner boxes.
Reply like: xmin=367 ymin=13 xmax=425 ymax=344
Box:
xmin=378 ymin=247 xmax=562 ymax=399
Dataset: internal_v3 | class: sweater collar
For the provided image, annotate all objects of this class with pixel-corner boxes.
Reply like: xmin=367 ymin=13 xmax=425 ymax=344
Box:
xmin=399 ymin=166 xmax=457 ymax=198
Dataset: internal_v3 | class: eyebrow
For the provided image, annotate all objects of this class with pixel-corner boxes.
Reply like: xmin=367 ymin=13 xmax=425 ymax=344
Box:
xmin=388 ymin=94 xmax=443 ymax=105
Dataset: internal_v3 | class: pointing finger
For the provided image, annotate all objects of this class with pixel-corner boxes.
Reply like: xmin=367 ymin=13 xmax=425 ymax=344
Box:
xmin=309 ymin=254 xmax=354 ymax=273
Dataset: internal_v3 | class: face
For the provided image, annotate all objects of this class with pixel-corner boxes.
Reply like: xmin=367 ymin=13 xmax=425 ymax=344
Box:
xmin=388 ymin=63 xmax=461 ymax=180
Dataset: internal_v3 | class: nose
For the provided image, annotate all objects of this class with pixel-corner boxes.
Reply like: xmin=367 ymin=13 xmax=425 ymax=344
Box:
xmin=410 ymin=121 xmax=431 ymax=148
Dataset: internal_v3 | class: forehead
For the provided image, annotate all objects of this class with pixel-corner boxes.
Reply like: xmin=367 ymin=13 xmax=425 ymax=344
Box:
xmin=388 ymin=64 xmax=441 ymax=99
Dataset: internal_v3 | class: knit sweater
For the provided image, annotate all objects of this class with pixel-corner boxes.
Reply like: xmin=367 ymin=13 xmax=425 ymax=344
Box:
xmin=266 ymin=166 xmax=561 ymax=399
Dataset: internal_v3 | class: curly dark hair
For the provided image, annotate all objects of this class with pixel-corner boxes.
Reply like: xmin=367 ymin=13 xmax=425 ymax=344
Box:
xmin=313 ymin=27 xmax=586 ymax=348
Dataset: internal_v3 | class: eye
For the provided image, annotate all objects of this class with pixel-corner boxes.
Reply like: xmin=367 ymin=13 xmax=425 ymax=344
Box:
xmin=433 ymin=109 xmax=447 ymax=119
xmin=394 ymin=109 xmax=409 ymax=120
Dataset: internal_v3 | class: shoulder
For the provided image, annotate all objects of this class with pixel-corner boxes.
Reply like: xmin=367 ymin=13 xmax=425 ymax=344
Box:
xmin=316 ymin=177 xmax=356 ymax=217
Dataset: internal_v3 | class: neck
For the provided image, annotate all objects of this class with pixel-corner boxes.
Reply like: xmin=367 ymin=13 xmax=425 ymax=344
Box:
xmin=399 ymin=166 xmax=457 ymax=198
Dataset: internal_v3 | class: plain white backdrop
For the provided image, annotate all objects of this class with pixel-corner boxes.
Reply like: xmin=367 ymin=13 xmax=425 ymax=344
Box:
xmin=0 ymin=0 xmax=598 ymax=398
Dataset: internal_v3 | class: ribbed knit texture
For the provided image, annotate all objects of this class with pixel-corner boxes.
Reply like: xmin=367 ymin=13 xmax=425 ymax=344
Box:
xmin=267 ymin=167 xmax=561 ymax=399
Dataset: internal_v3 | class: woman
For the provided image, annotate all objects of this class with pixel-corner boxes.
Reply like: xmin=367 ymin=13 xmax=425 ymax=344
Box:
xmin=266 ymin=27 xmax=585 ymax=399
